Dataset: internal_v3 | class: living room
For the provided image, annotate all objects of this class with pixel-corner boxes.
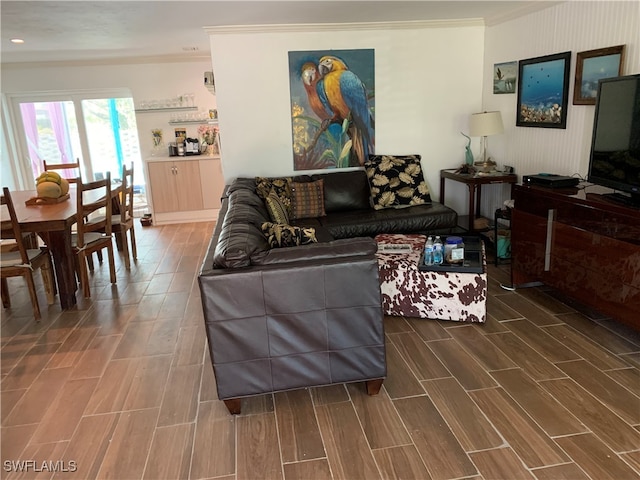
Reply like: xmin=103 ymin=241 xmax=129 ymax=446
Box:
xmin=1 ymin=2 xmax=640 ymax=479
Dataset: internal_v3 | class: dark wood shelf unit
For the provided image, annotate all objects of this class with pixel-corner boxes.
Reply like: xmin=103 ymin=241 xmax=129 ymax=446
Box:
xmin=511 ymin=184 xmax=640 ymax=331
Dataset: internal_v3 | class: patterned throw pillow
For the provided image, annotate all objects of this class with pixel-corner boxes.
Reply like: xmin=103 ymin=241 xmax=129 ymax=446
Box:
xmin=290 ymin=180 xmax=326 ymax=220
xmin=255 ymin=177 xmax=293 ymax=216
xmin=261 ymin=222 xmax=318 ymax=248
xmin=264 ymin=190 xmax=290 ymax=224
xmin=364 ymin=154 xmax=432 ymax=210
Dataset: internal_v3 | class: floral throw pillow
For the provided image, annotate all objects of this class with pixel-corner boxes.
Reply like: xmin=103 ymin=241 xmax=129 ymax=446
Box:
xmin=264 ymin=190 xmax=290 ymax=224
xmin=290 ymin=180 xmax=326 ymax=220
xmin=261 ymin=222 xmax=318 ymax=248
xmin=364 ymin=154 xmax=432 ymax=210
xmin=255 ymin=177 xmax=293 ymax=216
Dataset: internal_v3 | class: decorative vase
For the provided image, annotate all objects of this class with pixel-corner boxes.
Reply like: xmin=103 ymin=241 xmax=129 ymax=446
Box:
xmin=206 ymin=144 xmax=218 ymax=156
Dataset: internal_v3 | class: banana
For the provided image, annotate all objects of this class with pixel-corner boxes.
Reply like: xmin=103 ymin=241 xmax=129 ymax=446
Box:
xmin=35 ymin=171 xmax=62 ymax=186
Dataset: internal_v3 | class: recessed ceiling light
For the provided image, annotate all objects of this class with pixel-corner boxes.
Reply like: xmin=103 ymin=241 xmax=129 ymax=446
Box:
xmin=11 ymin=38 xmax=25 ymax=44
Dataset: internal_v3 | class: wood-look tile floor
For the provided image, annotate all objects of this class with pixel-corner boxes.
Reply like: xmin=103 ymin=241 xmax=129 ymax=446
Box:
xmin=2 ymin=221 xmax=640 ymax=480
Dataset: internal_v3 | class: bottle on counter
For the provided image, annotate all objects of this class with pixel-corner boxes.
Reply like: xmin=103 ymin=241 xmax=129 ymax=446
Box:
xmin=433 ymin=236 xmax=444 ymax=265
xmin=424 ymin=236 xmax=434 ymax=265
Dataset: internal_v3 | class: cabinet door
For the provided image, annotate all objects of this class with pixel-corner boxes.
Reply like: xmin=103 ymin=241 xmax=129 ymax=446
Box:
xmin=199 ymin=158 xmax=224 ymax=209
xmin=174 ymin=160 xmax=204 ymax=212
xmin=148 ymin=162 xmax=179 ymax=214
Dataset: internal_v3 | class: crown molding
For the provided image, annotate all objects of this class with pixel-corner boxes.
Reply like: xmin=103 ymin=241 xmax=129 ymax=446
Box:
xmin=204 ymin=18 xmax=485 ymax=36
xmin=0 ymin=54 xmax=212 ymax=69
xmin=484 ymin=1 xmax=562 ymax=27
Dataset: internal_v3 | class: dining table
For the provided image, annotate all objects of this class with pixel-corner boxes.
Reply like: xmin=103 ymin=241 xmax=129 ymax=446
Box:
xmin=2 ymin=184 xmax=121 ymax=309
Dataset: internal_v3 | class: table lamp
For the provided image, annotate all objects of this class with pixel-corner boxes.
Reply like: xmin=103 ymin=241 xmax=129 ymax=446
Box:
xmin=469 ymin=111 xmax=504 ymax=172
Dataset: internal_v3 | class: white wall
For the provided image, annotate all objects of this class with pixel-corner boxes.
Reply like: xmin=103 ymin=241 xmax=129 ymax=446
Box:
xmin=1 ymin=58 xmax=216 ymax=188
xmin=481 ymin=0 xmax=640 ymax=216
xmin=208 ymin=23 xmax=485 ymax=212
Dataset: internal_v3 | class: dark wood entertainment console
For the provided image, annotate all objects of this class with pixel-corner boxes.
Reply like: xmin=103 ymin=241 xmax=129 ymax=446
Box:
xmin=511 ymin=184 xmax=640 ymax=331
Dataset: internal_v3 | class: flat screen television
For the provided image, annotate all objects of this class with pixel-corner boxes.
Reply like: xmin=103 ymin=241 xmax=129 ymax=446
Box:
xmin=587 ymin=73 xmax=640 ymax=207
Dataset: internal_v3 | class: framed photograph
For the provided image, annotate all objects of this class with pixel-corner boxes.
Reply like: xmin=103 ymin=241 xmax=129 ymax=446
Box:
xmin=516 ymin=51 xmax=571 ymax=129
xmin=573 ymin=45 xmax=625 ymax=105
xmin=493 ymin=61 xmax=517 ymax=94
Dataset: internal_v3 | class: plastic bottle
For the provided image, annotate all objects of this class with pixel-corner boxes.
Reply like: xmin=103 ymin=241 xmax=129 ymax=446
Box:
xmin=433 ymin=236 xmax=444 ymax=265
xmin=424 ymin=236 xmax=434 ymax=265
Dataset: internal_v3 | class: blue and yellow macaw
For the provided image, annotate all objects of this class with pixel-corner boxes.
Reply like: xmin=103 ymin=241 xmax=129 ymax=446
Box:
xmin=316 ymin=55 xmax=374 ymax=166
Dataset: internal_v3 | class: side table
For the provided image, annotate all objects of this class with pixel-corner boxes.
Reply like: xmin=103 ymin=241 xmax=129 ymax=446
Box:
xmin=440 ymin=169 xmax=518 ymax=232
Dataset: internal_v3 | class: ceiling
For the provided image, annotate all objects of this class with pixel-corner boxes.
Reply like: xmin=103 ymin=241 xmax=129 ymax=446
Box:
xmin=1 ymin=1 xmax=560 ymax=65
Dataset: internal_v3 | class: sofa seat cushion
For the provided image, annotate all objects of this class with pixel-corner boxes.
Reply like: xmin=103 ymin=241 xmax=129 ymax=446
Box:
xmin=319 ymin=203 xmax=457 ymax=239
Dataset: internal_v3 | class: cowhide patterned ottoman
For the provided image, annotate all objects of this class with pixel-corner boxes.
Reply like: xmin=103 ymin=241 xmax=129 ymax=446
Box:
xmin=375 ymin=233 xmax=487 ymax=322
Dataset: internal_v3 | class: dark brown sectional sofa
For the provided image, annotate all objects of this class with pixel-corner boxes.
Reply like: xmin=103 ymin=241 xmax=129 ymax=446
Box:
xmin=198 ymin=169 xmax=457 ymax=413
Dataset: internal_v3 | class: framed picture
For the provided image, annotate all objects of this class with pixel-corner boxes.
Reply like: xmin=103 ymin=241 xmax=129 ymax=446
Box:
xmin=573 ymin=45 xmax=625 ymax=105
xmin=493 ymin=61 xmax=517 ymax=94
xmin=516 ymin=51 xmax=571 ymax=129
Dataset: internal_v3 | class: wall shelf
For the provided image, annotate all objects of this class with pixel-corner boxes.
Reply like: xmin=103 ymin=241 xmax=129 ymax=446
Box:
xmin=168 ymin=119 xmax=219 ymax=125
xmin=135 ymin=106 xmax=197 ymax=113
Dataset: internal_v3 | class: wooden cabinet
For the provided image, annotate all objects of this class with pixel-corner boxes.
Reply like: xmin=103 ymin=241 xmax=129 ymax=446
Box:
xmin=512 ymin=184 xmax=640 ymax=330
xmin=145 ymin=157 xmax=223 ymax=225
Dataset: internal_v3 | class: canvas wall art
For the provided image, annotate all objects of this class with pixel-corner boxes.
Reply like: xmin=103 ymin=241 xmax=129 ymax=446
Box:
xmin=573 ymin=45 xmax=625 ymax=105
xmin=493 ymin=61 xmax=517 ymax=94
xmin=289 ymin=49 xmax=375 ymax=170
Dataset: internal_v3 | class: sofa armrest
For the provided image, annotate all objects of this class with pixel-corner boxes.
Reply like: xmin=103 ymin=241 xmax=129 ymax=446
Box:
xmin=251 ymin=237 xmax=377 ymax=266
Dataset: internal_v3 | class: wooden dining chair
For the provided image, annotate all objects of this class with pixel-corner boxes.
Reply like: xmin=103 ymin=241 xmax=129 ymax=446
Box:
xmin=43 ymin=159 xmax=80 ymax=183
xmin=1 ymin=187 xmax=56 ymax=321
xmin=72 ymin=173 xmax=116 ymax=298
xmin=112 ymin=164 xmax=137 ymax=269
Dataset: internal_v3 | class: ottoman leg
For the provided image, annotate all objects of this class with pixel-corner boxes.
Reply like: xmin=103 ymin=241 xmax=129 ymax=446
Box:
xmin=365 ymin=379 xmax=384 ymax=396
xmin=224 ymin=398 xmax=241 ymax=415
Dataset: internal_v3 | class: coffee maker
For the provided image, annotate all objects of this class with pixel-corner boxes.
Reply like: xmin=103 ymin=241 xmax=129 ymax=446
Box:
xmin=185 ymin=137 xmax=200 ymax=155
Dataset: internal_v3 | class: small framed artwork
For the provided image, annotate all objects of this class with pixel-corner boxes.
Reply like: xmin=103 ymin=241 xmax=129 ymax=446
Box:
xmin=573 ymin=45 xmax=625 ymax=105
xmin=516 ymin=51 xmax=571 ymax=129
xmin=494 ymin=61 xmax=517 ymax=94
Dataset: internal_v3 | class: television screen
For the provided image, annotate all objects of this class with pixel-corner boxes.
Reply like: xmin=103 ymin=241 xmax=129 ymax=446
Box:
xmin=587 ymin=74 xmax=640 ymax=205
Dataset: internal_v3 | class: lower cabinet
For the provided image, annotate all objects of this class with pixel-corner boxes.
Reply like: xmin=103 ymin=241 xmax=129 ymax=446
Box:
xmin=145 ymin=157 xmax=223 ymax=225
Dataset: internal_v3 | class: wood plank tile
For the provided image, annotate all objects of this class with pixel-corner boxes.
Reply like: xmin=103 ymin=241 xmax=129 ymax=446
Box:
xmin=69 ymin=334 xmax=120 ymax=379
xmin=372 ymin=445 xmax=432 ymax=480
xmin=1 ymin=336 xmax=39 ymax=376
xmin=557 ymin=312 xmax=640 ymax=354
xmin=468 ymin=447 xmax=535 ymax=479
xmin=237 ymin=412 xmax=283 ymax=480
xmin=517 ymin=287 xmax=575 ymax=315
xmin=620 ymin=450 xmax=640 ymax=477
xmin=1 ymin=389 xmax=26 ymax=423
xmin=382 ymin=340 xmax=425 ymax=399
xmin=1 ymin=342 xmax=62 ymax=390
xmin=52 ymin=413 xmax=119 ymax=480
xmin=555 ymin=359 xmax=640 ymax=425
xmin=241 ymin=393 xmax=274 ymax=415
xmin=310 ymin=385 xmax=349 ymax=405
xmin=6 ymin=441 xmax=69 ymax=480
xmin=393 ymin=395 xmax=477 ymax=480
xmin=144 ymin=318 xmax=181 ymax=356
xmin=421 ymin=377 xmax=503 ymax=451
xmin=44 ymin=326 xmax=99 ymax=370
xmin=190 ymin=400 xmax=235 ymax=479
xmin=426 ymin=339 xmax=497 ymax=391
xmin=538 ymin=378 xmax=640 ymax=453
xmin=504 ymin=319 xmax=582 ymax=363
xmin=199 ymin=361 xmax=218 ymax=402
xmin=130 ymin=294 xmax=164 ymax=322
xmin=143 ymin=423 xmax=194 ymax=480
xmin=96 ymin=408 xmax=158 ymax=480
xmin=495 ymin=295 xmax=560 ymax=326
xmin=157 ymin=292 xmax=190 ymax=319
xmin=157 ymin=364 xmax=201 ymax=426
xmin=173 ymin=325 xmax=206 ymax=366
xmin=554 ymin=433 xmax=639 ymax=480
xmin=122 ymin=354 xmax=172 ymax=411
xmin=168 ymin=271 xmax=195 ymax=293
xmin=0 ymin=424 xmax=38 ymax=465
xmin=283 ymin=459 xmax=332 ymax=480
xmin=540 ymin=324 xmax=630 ymax=369
xmin=604 ymin=367 xmax=640 ymax=395
xmin=469 ymin=388 xmax=569 ymax=468
xmin=30 ymin=377 xmax=99 ymax=444
xmin=3 ymin=367 xmax=72 ymax=427
xmin=486 ymin=295 xmax=522 ymax=321
xmin=476 ymin=313 xmax=509 ymax=333
xmin=383 ymin=315 xmax=413 ymax=334
xmin=111 ymin=322 xmax=155 ymax=359
xmin=447 ymin=326 xmax=517 ymax=371
xmin=82 ymin=302 xmax=136 ymax=336
xmin=35 ymin=311 xmax=83 ymax=345
xmin=84 ymin=358 xmax=139 ymax=414
xmin=315 ymin=402 xmax=380 ymax=480
xmin=405 ymin=317 xmax=451 ymax=341
xmin=532 ymin=463 xmax=591 ymax=480
xmin=144 ymin=273 xmax=173 ymax=295
xmin=388 ymin=332 xmax=450 ymax=380
xmin=346 ymin=382 xmax=412 ymax=449
xmin=490 ymin=369 xmax=587 ymax=437
xmin=274 ymin=389 xmax=326 ymax=463
xmin=485 ymin=332 xmax=565 ymax=380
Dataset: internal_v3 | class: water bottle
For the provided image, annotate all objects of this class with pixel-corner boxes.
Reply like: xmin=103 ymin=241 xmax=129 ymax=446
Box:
xmin=433 ymin=236 xmax=444 ymax=265
xmin=424 ymin=236 xmax=434 ymax=265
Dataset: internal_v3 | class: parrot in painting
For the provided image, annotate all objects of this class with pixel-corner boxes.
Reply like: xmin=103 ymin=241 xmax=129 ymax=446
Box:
xmin=316 ymin=55 xmax=374 ymax=165
xmin=301 ymin=62 xmax=332 ymax=121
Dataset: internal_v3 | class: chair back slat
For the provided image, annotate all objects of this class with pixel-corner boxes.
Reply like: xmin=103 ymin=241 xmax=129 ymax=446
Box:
xmin=1 ymin=187 xmax=31 ymax=265
xmin=43 ymin=159 xmax=81 ymax=183
xmin=120 ymin=164 xmax=135 ymax=225
xmin=75 ymin=173 xmax=112 ymax=248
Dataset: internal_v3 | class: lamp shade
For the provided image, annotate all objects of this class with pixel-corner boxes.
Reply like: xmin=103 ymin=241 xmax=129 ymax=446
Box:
xmin=469 ymin=111 xmax=504 ymax=137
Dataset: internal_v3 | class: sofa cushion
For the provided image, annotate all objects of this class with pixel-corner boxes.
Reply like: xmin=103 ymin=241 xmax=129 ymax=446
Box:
xmin=255 ymin=177 xmax=293 ymax=216
xmin=261 ymin=222 xmax=318 ymax=248
xmin=265 ymin=190 xmax=290 ymax=224
xmin=312 ymin=170 xmax=371 ymax=213
xmin=290 ymin=180 xmax=326 ymax=220
xmin=364 ymin=154 xmax=432 ymax=210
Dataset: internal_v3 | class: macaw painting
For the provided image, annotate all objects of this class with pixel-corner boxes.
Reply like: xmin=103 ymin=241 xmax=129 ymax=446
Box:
xmin=289 ymin=49 xmax=375 ymax=170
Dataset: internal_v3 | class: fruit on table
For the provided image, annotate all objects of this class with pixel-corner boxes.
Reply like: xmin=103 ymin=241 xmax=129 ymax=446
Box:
xmin=34 ymin=171 xmax=69 ymax=198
